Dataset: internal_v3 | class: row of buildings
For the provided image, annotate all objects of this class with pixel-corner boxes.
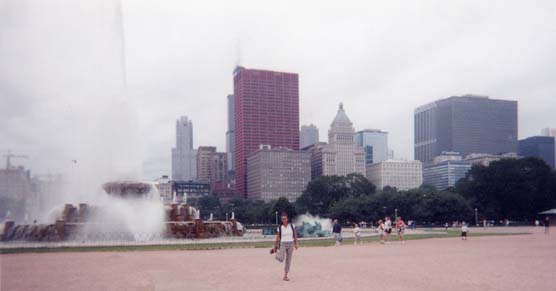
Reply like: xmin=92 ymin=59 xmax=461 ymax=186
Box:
xmin=2 ymin=68 xmax=555 ymax=220
xmin=168 ymin=66 xmax=556 ymax=203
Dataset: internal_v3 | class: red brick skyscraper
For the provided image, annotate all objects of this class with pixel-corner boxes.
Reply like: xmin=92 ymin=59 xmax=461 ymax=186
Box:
xmin=233 ymin=66 xmax=300 ymax=197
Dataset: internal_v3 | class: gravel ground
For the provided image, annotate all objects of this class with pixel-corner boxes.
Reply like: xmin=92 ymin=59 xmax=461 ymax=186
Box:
xmin=1 ymin=227 xmax=554 ymax=291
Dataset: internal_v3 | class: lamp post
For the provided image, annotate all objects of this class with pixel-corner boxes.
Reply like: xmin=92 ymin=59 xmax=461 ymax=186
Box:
xmin=474 ymin=208 xmax=478 ymax=226
xmin=275 ymin=211 xmax=278 ymax=225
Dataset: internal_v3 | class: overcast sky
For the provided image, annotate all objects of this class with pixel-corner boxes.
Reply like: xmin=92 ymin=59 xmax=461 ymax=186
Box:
xmin=1 ymin=0 xmax=555 ymax=180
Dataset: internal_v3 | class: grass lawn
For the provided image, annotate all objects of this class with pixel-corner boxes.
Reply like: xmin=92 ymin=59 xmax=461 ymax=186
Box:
xmin=0 ymin=230 xmax=528 ymax=254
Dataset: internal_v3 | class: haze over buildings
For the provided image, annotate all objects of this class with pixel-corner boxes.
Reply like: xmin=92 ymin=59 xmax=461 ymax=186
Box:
xmin=1 ymin=1 xmax=555 ymax=181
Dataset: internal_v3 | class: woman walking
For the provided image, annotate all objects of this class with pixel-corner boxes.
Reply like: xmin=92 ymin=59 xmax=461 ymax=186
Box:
xmin=273 ymin=212 xmax=299 ymax=281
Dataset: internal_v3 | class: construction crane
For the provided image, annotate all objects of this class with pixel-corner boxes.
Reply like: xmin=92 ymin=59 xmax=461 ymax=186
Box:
xmin=2 ymin=150 xmax=29 ymax=170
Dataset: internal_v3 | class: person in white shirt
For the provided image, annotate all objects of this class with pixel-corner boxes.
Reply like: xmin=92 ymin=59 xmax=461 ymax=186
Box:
xmin=461 ymin=221 xmax=469 ymax=240
xmin=272 ymin=213 xmax=298 ymax=281
xmin=384 ymin=216 xmax=392 ymax=243
xmin=353 ymin=223 xmax=362 ymax=245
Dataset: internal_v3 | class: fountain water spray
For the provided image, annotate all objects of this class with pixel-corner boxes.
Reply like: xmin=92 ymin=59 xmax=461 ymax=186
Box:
xmin=294 ymin=213 xmax=333 ymax=238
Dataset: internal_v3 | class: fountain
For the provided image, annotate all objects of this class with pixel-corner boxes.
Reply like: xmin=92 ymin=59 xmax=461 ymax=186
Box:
xmin=1 ymin=181 xmax=244 ymax=242
xmin=294 ymin=214 xmax=332 ymax=238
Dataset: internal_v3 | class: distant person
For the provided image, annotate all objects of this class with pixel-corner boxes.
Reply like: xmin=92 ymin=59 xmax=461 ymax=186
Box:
xmin=444 ymin=222 xmax=449 ymax=230
xmin=353 ymin=223 xmax=362 ymax=245
xmin=396 ymin=216 xmax=406 ymax=244
xmin=272 ymin=212 xmax=298 ymax=281
xmin=384 ymin=216 xmax=392 ymax=243
xmin=333 ymin=219 xmax=342 ymax=246
xmin=535 ymin=219 xmax=539 ymax=227
xmin=377 ymin=219 xmax=385 ymax=244
xmin=461 ymin=221 xmax=469 ymax=240
xmin=544 ymin=217 xmax=550 ymax=235
xmin=483 ymin=219 xmax=487 ymax=229
xmin=360 ymin=221 xmax=367 ymax=229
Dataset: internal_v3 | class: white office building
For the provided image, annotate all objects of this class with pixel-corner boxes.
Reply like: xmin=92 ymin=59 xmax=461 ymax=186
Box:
xmin=463 ymin=152 xmax=519 ymax=167
xmin=366 ymin=159 xmax=423 ymax=191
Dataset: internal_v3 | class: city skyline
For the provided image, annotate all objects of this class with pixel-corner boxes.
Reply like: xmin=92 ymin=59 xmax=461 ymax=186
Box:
xmin=1 ymin=1 xmax=555 ymax=179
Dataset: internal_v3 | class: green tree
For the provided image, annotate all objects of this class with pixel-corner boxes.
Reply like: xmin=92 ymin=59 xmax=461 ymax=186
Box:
xmin=345 ymin=173 xmax=376 ymax=196
xmin=329 ymin=195 xmax=374 ymax=223
xmin=295 ymin=175 xmax=349 ymax=215
xmin=456 ymin=157 xmax=556 ymax=220
xmin=197 ymin=195 xmax=221 ymax=218
xmin=414 ymin=191 xmax=471 ymax=223
xmin=271 ymin=197 xmax=297 ymax=220
xmin=220 ymin=199 xmax=274 ymax=224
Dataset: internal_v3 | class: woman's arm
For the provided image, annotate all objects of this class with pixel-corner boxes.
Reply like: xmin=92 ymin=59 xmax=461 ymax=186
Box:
xmin=274 ymin=230 xmax=280 ymax=251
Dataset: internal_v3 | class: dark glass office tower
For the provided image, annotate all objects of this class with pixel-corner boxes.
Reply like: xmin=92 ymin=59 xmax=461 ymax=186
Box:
xmin=414 ymin=95 xmax=518 ymax=163
xmin=518 ymin=136 xmax=555 ymax=169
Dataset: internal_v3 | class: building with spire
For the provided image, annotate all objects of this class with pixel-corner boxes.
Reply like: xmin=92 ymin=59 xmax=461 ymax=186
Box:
xmin=307 ymin=104 xmax=365 ymax=178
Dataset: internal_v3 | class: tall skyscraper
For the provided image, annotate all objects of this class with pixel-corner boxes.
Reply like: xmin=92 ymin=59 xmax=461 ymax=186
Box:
xmin=414 ymin=95 xmax=518 ymax=163
xmin=233 ymin=66 xmax=300 ymax=197
xmin=354 ymin=129 xmax=389 ymax=165
xmin=308 ymin=104 xmax=365 ymax=178
xmin=226 ymin=94 xmax=235 ymax=173
xmin=518 ymin=136 xmax=555 ymax=169
xmin=171 ymin=116 xmax=197 ymax=181
xmin=300 ymin=124 xmax=319 ymax=149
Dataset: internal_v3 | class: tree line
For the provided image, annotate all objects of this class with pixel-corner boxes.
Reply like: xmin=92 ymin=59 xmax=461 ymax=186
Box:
xmin=194 ymin=157 xmax=556 ymax=225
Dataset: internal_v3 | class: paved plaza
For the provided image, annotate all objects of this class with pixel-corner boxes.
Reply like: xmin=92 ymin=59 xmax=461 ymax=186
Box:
xmin=1 ymin=227 xmax=555 ymax=291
